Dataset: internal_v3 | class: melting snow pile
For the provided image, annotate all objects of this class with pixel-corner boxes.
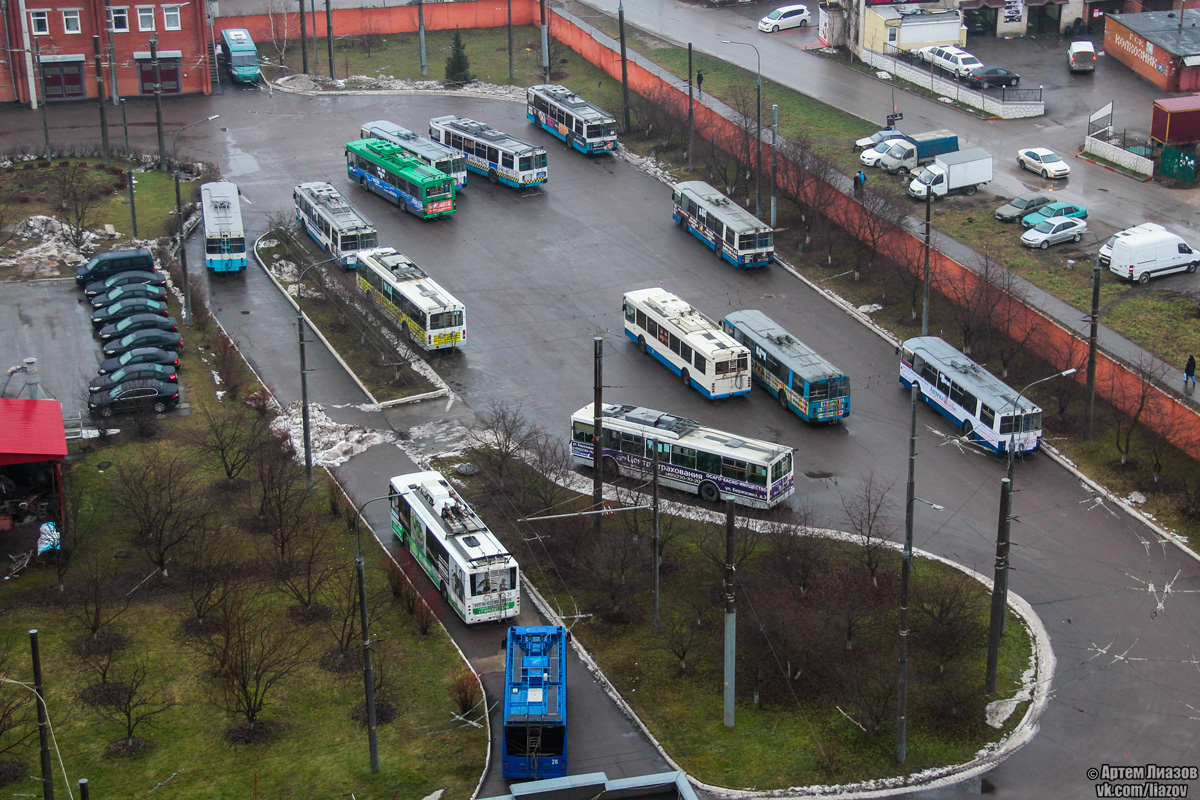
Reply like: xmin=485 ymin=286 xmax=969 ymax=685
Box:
xmin=271 ymin=401 xmax=398 ymax=468
xmin=1 ymin=214 xmax=121 ymax=277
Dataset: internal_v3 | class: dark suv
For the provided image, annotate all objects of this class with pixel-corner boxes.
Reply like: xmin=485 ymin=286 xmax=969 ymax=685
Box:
xmin=88 ymin=379 xmax=180 ymax=417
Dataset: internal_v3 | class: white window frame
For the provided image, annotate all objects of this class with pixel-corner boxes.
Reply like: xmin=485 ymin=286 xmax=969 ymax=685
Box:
xmin=62 ymin=9 xmax=82 ymax=33
xmin=136 ymin=5 xmax=155 ymax=31
xmin=162 ymin=5 xmax=181 ymax=30
xmin=29 ymin=9 xmax=50 ymax=35
xmin=108 ymin=6 xmax=130 ymax=32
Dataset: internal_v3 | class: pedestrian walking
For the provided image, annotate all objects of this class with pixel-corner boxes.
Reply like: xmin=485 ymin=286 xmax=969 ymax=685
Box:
xmin=854 ymin=170 xmax=866 ymax=198
xmin=1185 ymin=354 xmax=1196 ymax=388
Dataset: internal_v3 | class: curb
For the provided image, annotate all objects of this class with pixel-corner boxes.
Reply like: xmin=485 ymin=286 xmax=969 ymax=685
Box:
xmin=1074 ymin=153 xmax=1155 ymax=182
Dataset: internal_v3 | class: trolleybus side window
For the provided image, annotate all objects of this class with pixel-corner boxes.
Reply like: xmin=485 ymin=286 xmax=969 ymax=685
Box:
xmin=980 ymin=404 xmax=996 ymax=428
xmin=697 ymin=451 xmax=721 ymax=475
xmin=694 ymin=354 xmax=707 ymax=373
xmin=572 ymin=422 xmax=593 ymax=443
xmin=949 ymin=383 xmax=977 ymax=415
xmin=672 ymin=446 xmax=697 ymax=469
xmin=620 ymin=432 xmax=643 ymax=455
xmin=723 ymin=458 xmax=748 ymax=482
xmin=772 ymin=454 xmax=792 ymax=482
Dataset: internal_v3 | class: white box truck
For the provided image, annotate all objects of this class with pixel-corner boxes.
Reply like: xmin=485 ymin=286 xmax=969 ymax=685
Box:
xmin=1108 ymin=229 xmax=1199 ymax=284
xmin=907 ymin=148 xmax=993 ymax=200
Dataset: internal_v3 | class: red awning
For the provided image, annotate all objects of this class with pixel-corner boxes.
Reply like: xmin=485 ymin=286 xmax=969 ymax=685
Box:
xmin=0 ymin=399 xmax=67 ymax=466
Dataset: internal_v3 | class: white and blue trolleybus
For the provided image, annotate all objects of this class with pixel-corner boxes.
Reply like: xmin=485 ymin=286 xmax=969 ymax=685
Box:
xmin=293 ymin=181 xmax=378 ymax=269
xmin=526 ymin=84 xmax=617 ymax=154
xmin=571 ymin=402 xmax=795 ymax=508
xmin=360 ymin=119 xmax=469 ymax=189
xmin=429 ymin=115 xmax=548 ymax=189
xmin=900 ymin=336 xmax=1044 ymax=455
xmin=623 ymin=287 xmax=751 ymax=399
xmin=200 ymin=181 xmax=246 ymax=274
xmin=672 ymin=180 xmax=774 ymax=268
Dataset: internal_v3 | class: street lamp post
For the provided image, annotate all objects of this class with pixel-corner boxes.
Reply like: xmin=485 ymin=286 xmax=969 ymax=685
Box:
xmin=1006 ymin=368 xmax=1077 ymax=481
xmin=721 ymin=40 xmax=762 ymax=219
xmin=295 ymin=256 xmax=340 ymax=490
xmin=1085 ymin=250 xmax=1101 ymax=441
xmin=170 ymin=114 xmax=219 ymax=328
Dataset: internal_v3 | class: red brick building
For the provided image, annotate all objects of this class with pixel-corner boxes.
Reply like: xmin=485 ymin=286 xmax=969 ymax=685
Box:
xmin=1 ymin=0 xmax=212 ymax=105
xmin=1105 ymin=8 xmax=1200 ymax=92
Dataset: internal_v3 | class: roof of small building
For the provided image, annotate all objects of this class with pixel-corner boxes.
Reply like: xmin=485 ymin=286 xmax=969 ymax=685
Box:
xmin=0 ymin=399 xmax=66 ymax=466
xmin=1109 ymin=9 xmax=1200 ymax=57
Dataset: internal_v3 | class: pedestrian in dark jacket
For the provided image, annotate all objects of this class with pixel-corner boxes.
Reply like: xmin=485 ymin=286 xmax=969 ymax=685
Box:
xmin=1186 ymin=355 xmax=1196 ymax=388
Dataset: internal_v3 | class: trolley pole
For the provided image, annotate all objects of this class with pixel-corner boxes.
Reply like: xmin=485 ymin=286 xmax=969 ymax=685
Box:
xmin=151 ymin=40 xmax=166 ymax=171
xmin=618 ymin=2 xmax=631 ymax=133
xmin=985 ymin=478 xmax=1013 ymax=693
xmin=687 ymin=43 xmax=695 ymax=170
xmin=30 ymin=630 xmax=53 ymax=800
xmin=593 ymin=337 xmax=604 ymax=536
xmin=539 ymin=0 xmax=549 ymax=82
xmin=121 ymin=100 xmax=137 ymax=238
xmin=922 ymin=189 xmax=932 ymax=336
xmin=418 ymin=0 xmax=428 ymax=76
xmin=770 ymin=104 xmax=778 ymax=228
xmin=896 ymin=380 xmax=918 ymax=763
xmin=34 ymin=40 xmax=51 ymax=161
xmin=650 ymin=438 xmax=660 ymax=633
xmin=326 ymin=0 xmax=334 ymax=79
xmin=723 ymin=499 xmax=736 ymax=728
xmin=93 ymin=36 xmax=110 ymax=164
xmin=299 ymin=0 xmax=309 ymax=74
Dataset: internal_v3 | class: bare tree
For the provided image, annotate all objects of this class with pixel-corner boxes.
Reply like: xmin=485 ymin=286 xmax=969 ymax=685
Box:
xmin=0 ymin=633 xmax=36 ymax=758
xmin=90 ymin=656 xmax=175 ymax=751
xmin=63 ymin=554 xmax=130 ymax=640
xmin=199 ymin=587 xmax=310 ymax=729
xmin=468 ymin=400 xmax=537 ymax=484
xmin=52 ymin=479 xmax=98 ymax=591
xmin=448 ymin=667 xmax=482 ymax=716
xmin=272 ymin=521 xmax=339 ymax=613
xmin=254 ymin=433 xmax=313 ymax=561
xmin=759 ymin=505 xmax=827 ymax=598
xmin=842 ymin=187 xmax=908 ymax=282
xmin=583 ymin=526 xmax=647 ymax=614
xmin=1141 ymin=395 xmax=1197 ymax=483
xmin=1107 ymin=355 xmax=1170 ymax=466
xmin=628 ymin=83 xmax=686 ymax=149
xmin=187 ymin=402 xmax=270 ymax=483
xmin=180 ymin=526 xmax=239 ymax=629
xmin=53 ymin=162 xmax=104 ymax=249
xmin=839 ymin=471 xmax=896 ymax=584
xmin=319 ymin=561 xmax=363 ymax=661
xmin=265 ymin=0 xmax=296 ymax=61
xmin=911 ymin=571 xmax=987 ymax=670
xmin=694 ymin=518 xmax=763 ymax=581
xmin=658 ymin=592 xmax=712 ymax=674
xmin=517 ymin=429 xmax=575 ymax=513
xmin=937 ymin=249 xmax=1024 ymax=358
xmin=79 ymin=627 xmax=126 ymax=688
xmin=359 ymin=6 xmax=383 ymax=57
xmin=1040 ymin=330 xmax=1089 ymax=420
xmin=112 ymin=449 xmax=212 ymax=577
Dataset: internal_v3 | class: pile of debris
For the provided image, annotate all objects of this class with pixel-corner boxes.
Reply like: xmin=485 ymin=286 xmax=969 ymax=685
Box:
xmin=0 ymin=214 xmax=122 ymax=278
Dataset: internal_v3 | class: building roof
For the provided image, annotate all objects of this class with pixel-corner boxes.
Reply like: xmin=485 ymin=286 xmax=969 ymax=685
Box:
xmin=0 ymin=399 xmax=67 ymax=466
xmin=1155 ymin=94 xmax=1200 ymax=111
xmin=1110 ymin=9 xmax=1200 ymax=58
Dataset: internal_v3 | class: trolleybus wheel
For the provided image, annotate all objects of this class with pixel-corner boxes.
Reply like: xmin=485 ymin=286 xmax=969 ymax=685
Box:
xmin=680 ymin=369 xmax=691 ymax=388
xmin=601 ymin=456 xmax=620 ymax=477
xmin=699 ymin=481 xmax=721 ymax=504
xmin=779 ymin=390 xmax=789 ymax=410
xmin=638 ymin=334 xmax=648 ymax=353
xmin=488 ymin=169 xmax=499 ymax=184
xmin=962 ymin=420 xmax=973 ymax=438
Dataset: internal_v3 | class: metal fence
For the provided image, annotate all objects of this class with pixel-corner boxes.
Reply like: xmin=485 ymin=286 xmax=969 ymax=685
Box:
xmin=880 ymin=45 xmax=1042 ymax=104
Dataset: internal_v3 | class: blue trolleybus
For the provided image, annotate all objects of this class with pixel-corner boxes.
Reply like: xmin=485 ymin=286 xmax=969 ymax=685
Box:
xmin=900 ymin=336 xmax=1044 ymax=455
xmin=503 ymin=625 xmax=568 ymax=780
xmin=526 ymin=84 xmax=617 ymax=154
xmin=428 ymin=115 xmax=548 ymax=189
xmin=722 ymin=310 xmax=850 ymax=423
xmin=200 ymin=181 xmax=246 ymax=273
xmin=672 ymin=180 xmax=774 ymax=268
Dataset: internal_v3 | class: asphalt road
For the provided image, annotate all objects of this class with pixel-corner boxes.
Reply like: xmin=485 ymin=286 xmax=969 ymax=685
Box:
xmin=4 ymin=85 xmax=1200 ymax=796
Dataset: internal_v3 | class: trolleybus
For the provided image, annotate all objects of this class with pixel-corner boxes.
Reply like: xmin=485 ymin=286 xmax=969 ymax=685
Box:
xmin=428 ymin=115 xmax=548 ymax=189
xmin=219 ymin=28 xmax=260 ymax=84
xmin=570 ymin=402 xmax=795 ymax=508
xmin=360 ymin=120 xmax=469 ymax=189
xmin=722 ymin=310 xmax=850 ymax=423
xmin=389 ymin=470 xmax=519 ymax=624
xmin=355 ymin=247 xmax=465 ymax=351
xmin=344 ymin=138 xmax=456 ymax=219
xmin=502 ymin=625 xmax=568 ymax=780
xmin=526 ymin=84 xmax=618 ymax=154
xmin=200 ymin=181 xmax=246 ymax=273
xmin=672 ymin=181 xmax=774 ymax=268
xmin=623 ymin=287 xmax=751 ymax=399
xmin=292 ymin=181 xmax=378 ymax=269
xmin=900 ymin=336 xmax=1044 ymax=455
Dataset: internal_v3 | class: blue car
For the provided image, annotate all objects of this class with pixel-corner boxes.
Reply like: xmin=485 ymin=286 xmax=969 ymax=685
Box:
xmin=1021 ymin=201 xmax=1087 ymax=229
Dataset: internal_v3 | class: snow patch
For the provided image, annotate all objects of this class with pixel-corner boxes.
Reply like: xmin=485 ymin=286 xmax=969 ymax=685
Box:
xmin=257 ymin=238 xmax=279 ymax=249
xmin=211 ymin=370 xmax=224 ymax=386
xmin=1125 ymin=491 xmax=1146 ymax=505
xmin=215 ymin=390 xmax=227 ymax=402
xmin=857 ymin=303 xmax=883 ymax=314
xmin=271 ymin=401 xmax=398 ymax=468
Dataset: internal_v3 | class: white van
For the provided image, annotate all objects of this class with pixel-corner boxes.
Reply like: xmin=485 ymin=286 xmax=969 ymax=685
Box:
xmin=1068 ymin=41 xmax=1097 ymax=73
xmin=758 ymin=4 xmax=811 ymax=32
xmin=1098 ymin=223 xmax=1165 ymax=267
xmin=1108 ymin=230 xmax=1199 ymax=284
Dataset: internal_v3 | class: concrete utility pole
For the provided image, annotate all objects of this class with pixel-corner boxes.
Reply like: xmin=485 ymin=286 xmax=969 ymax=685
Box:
xmin=896 ymin=380 xmax=918 ymax=763
xmin=687 ymin=43 xmax=695 ymax=170
xmin=1084 ymin=254 xmax=1101 ymax=440
xmin=539 ymin=0 xmax=549 ymax=82
xmin=326 ymin=0 xmax=334 ymax=79
xmin=121 ymin=100 xmax=137 ymax=238
xmin=593 ymin=337 xmax=604 ymax=536
xmin=151 ymin=40 xmax=166 ymax=171
xmin=771 ymin=104 xmax=778 ymax=228
xmin=34 ymin=40 xmax=51 ymax=161
xmin=723 ymin=499 xmax=736 ymax=728
xmin=618 ymin=3 xmax=631 ymax=133
xmin=922 ymin=190 xmax=932 ymax=336
xmin=299 ymin=0 xmax=309 ymax=74
xmin=985 ymin=478 xmax=1013 ymax=693
xmin=650 ymin=437 xmax=660 ymax=633
xmin=418 ymin=0 xmax=428 ymax=76
xmin=30 ymin=630 xmax=53 ymax=800
xmin=93 ymin=36 xmax=110 ymax=164
xmin=104 ymin=0 xmax=118 ymax=103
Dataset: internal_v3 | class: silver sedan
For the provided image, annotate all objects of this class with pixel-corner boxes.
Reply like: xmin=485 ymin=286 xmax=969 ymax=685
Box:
xmin=1020 ymin=217 xmax=1087 ymax=249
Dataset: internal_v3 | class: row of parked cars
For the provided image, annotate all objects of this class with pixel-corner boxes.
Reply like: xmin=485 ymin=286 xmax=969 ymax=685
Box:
xmin=73 ymin=248 xmax=183 ymax=417
xmin=916 ymin=45 xmax=1021 ymax=90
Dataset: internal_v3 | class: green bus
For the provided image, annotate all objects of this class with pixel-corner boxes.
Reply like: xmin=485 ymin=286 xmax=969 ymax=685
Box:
xmin=345 ymin=139 xmax=456 ymax=220
xmin=219 ymin=29 xmax=260 ymax=84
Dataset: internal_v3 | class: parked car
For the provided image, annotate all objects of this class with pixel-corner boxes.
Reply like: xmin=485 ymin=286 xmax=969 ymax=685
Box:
xmin=1099 ymin=223 xmax=1166 ymax=266
xmin=98 ymin=347 xmax=180 ymax=375
xmin=966 ymin=66 xmax=1020 ymax=89
xmin=1069 ymin=41 xmax=1097 ymax=73
xmin=1021 ymin=217 xmax=1088 ymax=249
xmin=962 ymin=9 xmax=989 ymax=35
xmin=74 ymin=248 xmax=156 ymax=287
xmin=916 ymin=45 xmax=982 ymax=79
xmin=1018 ymin=147 xmax=1071 ymax=178
xmin=995 ymin=192 xmax=1054 ymax=223
xmin=88 ymin=379 xmax=180 ymax=417
xmin=91 ymin=297 xmax=170 ymax=328
xmin=758 ymin=4 xmax=810 ymax=32
xmin=860 ymin=137 xmax=906 ymax=167
xmin=90 ymin=282 xmax=168 ymax=309
xmin=97 ymin=313 xmax=179 ymax=343
xmin=83 ymin=271 xmax=167 ymax=300
xmin=1108 ymin=229 xmax=1199 ymax=284
xmin=88 ymin=363 xmax=178 ymax=394
xmin=1021 ymin=201 xmax=1088 ymax=228
xmin=854 ymin=129 xmax=898 ymax=151
xmin=101 ymin=328 xmax=184 ymax=358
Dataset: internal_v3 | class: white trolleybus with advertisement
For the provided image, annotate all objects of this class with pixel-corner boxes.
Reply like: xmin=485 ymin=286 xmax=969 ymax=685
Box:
xmin=360 ymin=119 xmax=469 ymax=189
xmin=355 ymin=246 xmax=465 ymax=351
xmin=429 ymin=115 xmax=548 ymax=189
xmin=672 ymin=181 xmax=774 ymax=268
xmin=899 ymin=336 xmax=1044 ymax=456
xmin=623 ymin=287 xmax=751 ymax=400
xmin=293 ymin=181 xmax=378 ymax=269
xmin=570 ymin=402 xmax=795 ymax=508
xmin=389 ymin=471 xmax=519 ymax=624
xmin=526 ymin=84 xmax=618 ymax=155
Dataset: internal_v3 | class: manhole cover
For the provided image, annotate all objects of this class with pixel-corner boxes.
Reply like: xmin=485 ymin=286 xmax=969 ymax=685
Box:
xmin=113 ymin=550 xmax=131 ymax=560
xmin=457 ymin=463 xmax=479 ymax=476
xmin=97 ymin=461 xmax=113 ymax=471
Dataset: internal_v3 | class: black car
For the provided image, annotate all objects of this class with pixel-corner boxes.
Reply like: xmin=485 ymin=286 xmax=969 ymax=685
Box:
xmin=98 ymin=347 xmax=180 ymax=375
xmin=88 ymin=363 xmax=178 ymax=394
xmin=90 ymin=282 xmax=168 ymax=309
xmin=98 ymin=313 xmax=179 ymax=343
xmin=91 ymin=298 xmax=170 ymax=328
xmin=83 ymin=271 xmax=167 ymax=300
xmin=965 ymin=65 xmax=1020 ymax=89
xmin=88 ymin=379 xmax=180 ymax=417
xmin=101 ymin=328 xmax=184 ymax=358
xmin=994 ymin=192 xmax=1054 ymax=223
